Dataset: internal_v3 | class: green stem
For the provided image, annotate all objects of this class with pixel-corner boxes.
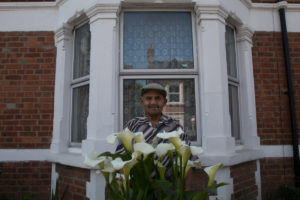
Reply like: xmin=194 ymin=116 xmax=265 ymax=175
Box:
xmin=179 ymin=156 xmax=184 ymax=200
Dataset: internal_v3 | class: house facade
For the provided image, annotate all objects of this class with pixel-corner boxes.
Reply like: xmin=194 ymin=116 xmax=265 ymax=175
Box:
xmin=0 ymin=0 xmax=299 ymax=199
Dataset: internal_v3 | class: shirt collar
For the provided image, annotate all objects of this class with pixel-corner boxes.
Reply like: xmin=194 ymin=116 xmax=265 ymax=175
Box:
xmin=142 ymin=114 xmax=170 ymax=126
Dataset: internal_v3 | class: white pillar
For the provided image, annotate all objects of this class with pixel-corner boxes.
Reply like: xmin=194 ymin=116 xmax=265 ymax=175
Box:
xmin=236 ymin=26 xmax=260 ymax=150
xmin=82 ymin=4 xmax=120 ymax=155
xmin=195 ymin=3 xmax=235 ymax=155
xmin=51 ymin=24 xmax=73 ymax=153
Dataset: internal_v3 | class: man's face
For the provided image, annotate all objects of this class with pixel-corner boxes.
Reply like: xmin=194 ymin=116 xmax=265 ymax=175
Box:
xmin=140 ymin=90 xmax=167 ymax=117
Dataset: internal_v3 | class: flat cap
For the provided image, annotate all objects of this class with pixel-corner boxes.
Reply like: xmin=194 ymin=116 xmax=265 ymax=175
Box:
xmin=141 ymin=83 xmax=167 ymax=97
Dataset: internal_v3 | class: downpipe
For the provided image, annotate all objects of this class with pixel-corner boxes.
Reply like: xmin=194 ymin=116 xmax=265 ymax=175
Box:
xmin=278 ymin=1 xmax=300 ymax=187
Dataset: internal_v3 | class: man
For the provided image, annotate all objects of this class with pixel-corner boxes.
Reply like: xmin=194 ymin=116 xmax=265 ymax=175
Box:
xmin=116 ymin=83 xmax=190 ymax=155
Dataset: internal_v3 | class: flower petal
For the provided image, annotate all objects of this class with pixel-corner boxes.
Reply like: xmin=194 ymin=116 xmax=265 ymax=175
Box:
xmin=111 ymin=157 xmax=125 ymax=171
xmin=134 ymin=142 xmax=155 ymax=159
xmin=116 ymin=129 xmax=134 ymax=153
xmin=204 ymin=163 xmax=224 ymax=186
xmin=84 ymin=153 xmax=106 ymax=168
xmin=190 ymin=146 xmax=203 ymax=156
xmin=106 ymin=134 xmax=117 ymax=144
xmin=155 ymin=143 xmax=175 ymax=158
xmin=134 ymin=132 xmax=145 ymax=143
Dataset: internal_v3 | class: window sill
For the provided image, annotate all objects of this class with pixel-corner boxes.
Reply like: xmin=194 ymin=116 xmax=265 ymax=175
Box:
xmin=48 ymin=148 xmax=87 ymax=169
xmin=199 ymin=148 xmax=263 ymax=167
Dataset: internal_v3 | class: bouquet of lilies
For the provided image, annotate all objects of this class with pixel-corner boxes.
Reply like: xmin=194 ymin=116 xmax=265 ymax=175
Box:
xmin=84 ymin=128 xmax=227 ymax=200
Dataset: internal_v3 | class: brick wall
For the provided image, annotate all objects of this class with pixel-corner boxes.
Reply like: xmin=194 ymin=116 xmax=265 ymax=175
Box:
xmin=185 ymin=168 xmax=209 ymax=193
xmin=56 ymin=164 xmax=90 ymax=200
xmin=0 ymin=161 xmax=51 ymax=199
xmin=0 ymin=31 xmax=56 ymax=149
xmin=230 ymin=161 xmax=258 ymax=200
xmin=252 ymin=32 xmax=300 ymax=145
xmin=260 ymin=158 xmax=295 ymax=199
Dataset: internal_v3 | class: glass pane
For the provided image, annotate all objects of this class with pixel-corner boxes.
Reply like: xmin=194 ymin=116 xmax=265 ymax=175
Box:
xmin=123 ymin=12 xmax=194 ymax=70
xmin=169 ymin=94 xmax=179 ymax=102
xmin=71 ymin=85 xmax=89 ymax=143
xmin=225 ymin=25 xmax=237 ymax=78
xmin=73 ymin=23 xmax=91 ymax=79
xmin=123 ymin=79 xmax=197 ymax=140
xmin=169 ymin=85 xmax=179 ymax=93
xmin=228 ymin=84 xmax=240 ymax=140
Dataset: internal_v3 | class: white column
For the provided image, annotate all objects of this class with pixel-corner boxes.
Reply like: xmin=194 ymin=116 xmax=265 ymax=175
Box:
xmin=51 ymin=24 xmax=73 ymax=153
xmin=209 ymin=167 xmax=233 ymax=200
xmin=82 ymin=4 xmax=120 ymax=154
xmin=195 ymin=3 xmax=235 ymax=155
xmin=236 ymin=26 xmax=260 ymax=150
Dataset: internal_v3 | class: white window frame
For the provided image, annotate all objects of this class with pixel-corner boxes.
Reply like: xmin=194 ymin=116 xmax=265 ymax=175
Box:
xmin=119 ymin=9 xmax=201 ymax=144
xmin=69 ymin=21 xmax=91 ymax=147
xmin=226 ymin=23 xmax=242 ymax=144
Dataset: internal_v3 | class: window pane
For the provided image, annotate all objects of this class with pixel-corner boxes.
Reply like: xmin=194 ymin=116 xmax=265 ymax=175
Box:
xmin=228 ymin=84 xmax=240 ymax=140
xmin=225 ymin=25 xmax=237 ymax=78
xmin=73 ymin=23 xmax=91 ymax=79
xmin=169 ymin=94 xmax=179 ymax=102
xmin=123 ymin=12 xmax=194 ymax=70
xmin=123 ymin=79 xmax=197 ymax=140
xmin=71 ymin=85 xmax=89 ymax=143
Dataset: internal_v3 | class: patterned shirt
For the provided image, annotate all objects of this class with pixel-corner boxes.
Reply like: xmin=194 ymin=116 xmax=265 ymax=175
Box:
xmin=115 ymin=114 xmax=190 ymax=156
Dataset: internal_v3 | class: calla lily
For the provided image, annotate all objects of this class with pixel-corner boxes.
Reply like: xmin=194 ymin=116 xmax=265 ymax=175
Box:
xmin=111 ymin=157 xmax=126 ymax=171
xmin=190 ymin=146 xmax=203 ymax=156
xmin=84 ymin=152 xmax=106 ymax=168
xmin=184 ymin=160 xmax=202 ymax=177
xmin=177 ymin=145 xmax=191 ymax=168
xmin=106 ymin=128 xmax=134 ymax=153
xmin=157 ymin=130 xmax=183 ymax=149
xmin=204 ymin=163 xmax=224 ymax=186
xmin=134 ymin=142 xmax=155 ymax=159
xmin=134 ymin=132 xmax=145 ymax=143
xmin=123 ymin=158 xmax=138 ymax=182
xmin=155 ymin=143 xmax=175 ymax=159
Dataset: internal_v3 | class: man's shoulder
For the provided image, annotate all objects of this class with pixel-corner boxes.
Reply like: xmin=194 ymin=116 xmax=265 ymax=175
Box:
xmin=124 ymin=116 xmax=147 ymax=129
xmin=162 ymin=114 xmax=181 ymax=126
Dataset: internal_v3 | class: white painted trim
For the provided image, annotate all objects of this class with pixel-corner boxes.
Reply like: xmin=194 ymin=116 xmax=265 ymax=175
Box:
xmin=0 ymin=149 xmax=49 ymax=161
xmin=0 ymin=4 xmax=58 ymax=31
xmin=255 ymin=160 xmax=262 ymax=200
xmin=0 ymin=2 xmax=56 ymax=9
xmin=261 ymin=145 xmax=295 ymax=157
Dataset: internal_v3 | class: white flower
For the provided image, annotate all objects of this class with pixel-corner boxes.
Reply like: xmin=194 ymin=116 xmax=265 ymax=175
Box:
xmin=134 ymin=132 xmax=145 ymax=143
xmin=177 ymin=145 xmax=191 ymax=168
xmin=156 ymin=130 xmax=183 ymax=149
xmin=190 ymin=146 xmax=203 ymax=156
xmin=155 ymin=143 xmax=175 ymax=158
xmin=134 ymin=142 xmax=155 ymax=159
xmin=204 ymin=163 xmax=224 ymax=186
xmin=84 ymin=152 xmax=106 ymax=168
xmin=106 ymin=128 xmax=134 ymax=153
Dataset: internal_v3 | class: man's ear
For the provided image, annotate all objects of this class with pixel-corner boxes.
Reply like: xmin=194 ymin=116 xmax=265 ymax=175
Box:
xmin=139 ymin=97 xmax=143 ymax=104
xmin=164 ymin=98 xmax=168 ymax=105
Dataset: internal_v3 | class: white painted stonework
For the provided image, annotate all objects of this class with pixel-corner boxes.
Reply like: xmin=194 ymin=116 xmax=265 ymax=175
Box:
xmin=1 ymin=0 xmax=300 ymax=199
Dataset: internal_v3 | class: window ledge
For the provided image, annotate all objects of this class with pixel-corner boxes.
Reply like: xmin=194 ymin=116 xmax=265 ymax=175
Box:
xmin=199 ymin=148 xmax=263 ymax=167
xmin=48 ymin=150 xmax=87 ymax=169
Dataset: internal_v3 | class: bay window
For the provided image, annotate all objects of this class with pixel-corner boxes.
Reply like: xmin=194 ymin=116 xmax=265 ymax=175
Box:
xmin=121 ymin=11 xmax=199 ymax=141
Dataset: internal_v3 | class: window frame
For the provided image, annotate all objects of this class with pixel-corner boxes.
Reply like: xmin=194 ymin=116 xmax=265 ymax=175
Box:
xmin=119 ymin=9 xmax=199 ymax=76
xmin=120 ymin=75 xmax=201 ymax=145
xmin=225 ymin=23 xmax=242 ymax=144
xmin=69 ymin=21 xmax=91 ymax=147
xmin=119 ymin=9 xmax=201 ymax=144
